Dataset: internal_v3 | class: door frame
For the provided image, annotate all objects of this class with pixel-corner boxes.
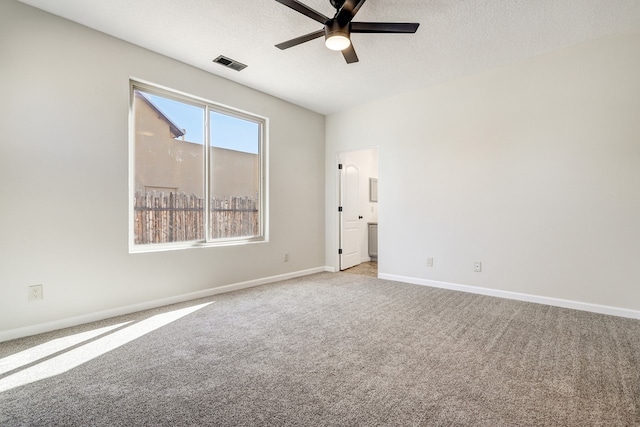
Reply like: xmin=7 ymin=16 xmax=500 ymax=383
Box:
xmin=336 ymin=146 xmax=379 ymax=271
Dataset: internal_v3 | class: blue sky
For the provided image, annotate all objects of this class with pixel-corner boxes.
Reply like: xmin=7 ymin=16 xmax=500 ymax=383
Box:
xmin=145 ymin=92 xmax=259 ymax=154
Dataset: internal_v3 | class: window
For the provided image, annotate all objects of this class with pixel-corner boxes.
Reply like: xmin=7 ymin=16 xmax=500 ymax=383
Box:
xmin=130 ymin=81 xmax=266 ymax=250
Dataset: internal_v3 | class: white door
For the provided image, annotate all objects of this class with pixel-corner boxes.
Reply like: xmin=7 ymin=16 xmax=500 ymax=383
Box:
xmin=340 ymin=162 xmax=361 ymax=270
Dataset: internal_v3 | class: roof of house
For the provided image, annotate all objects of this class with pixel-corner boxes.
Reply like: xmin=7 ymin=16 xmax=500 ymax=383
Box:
xmin=135 ymin=91 xmax=185 ymax=139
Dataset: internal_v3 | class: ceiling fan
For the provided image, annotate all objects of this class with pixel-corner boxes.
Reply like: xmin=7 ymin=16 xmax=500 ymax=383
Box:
xmin=275 ymin=0 xmax=420 ymax=64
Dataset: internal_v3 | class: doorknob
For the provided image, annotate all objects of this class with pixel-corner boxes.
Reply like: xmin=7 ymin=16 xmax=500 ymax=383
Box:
xmin=359 ymin=216 xmax=363 ymax=219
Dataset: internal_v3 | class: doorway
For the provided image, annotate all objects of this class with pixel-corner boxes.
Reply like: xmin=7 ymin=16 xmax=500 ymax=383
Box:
xmin=338 ymin=147 xmax=378 ymax=275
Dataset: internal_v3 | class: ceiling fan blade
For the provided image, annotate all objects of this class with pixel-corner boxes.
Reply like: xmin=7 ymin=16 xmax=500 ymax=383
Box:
xmin=351 ymin=22 xmax=420 ymax=33
xmin=336 ymin=0 xmax=366 ymax=26
xmin=276 ymin=29 xmax=325 ymax=50
xmin=275 ymin=0 xmax=330 ymax=24
xmin=342 ymin=43 xmax=359 ymax=64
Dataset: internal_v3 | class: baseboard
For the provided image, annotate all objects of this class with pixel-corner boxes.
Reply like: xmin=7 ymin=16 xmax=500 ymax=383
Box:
xmin=0 ymin=267 xmax=327 ymax=343
xmin=379 ymin=273 xmax=640 ymax=320
xmin=324 ymin=266 xmax=338 ymax=273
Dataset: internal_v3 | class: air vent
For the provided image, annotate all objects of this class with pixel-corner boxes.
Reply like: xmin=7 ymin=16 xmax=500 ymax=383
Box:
xmin=213 ymin=55 xmax=247 ymax=72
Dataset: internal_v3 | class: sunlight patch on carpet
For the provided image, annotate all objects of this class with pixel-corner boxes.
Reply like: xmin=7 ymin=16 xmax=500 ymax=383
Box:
xmin=0 ymin=322 xmax=131 ymax=375
xmin=0 ymin=302 xmax=213 ymax=393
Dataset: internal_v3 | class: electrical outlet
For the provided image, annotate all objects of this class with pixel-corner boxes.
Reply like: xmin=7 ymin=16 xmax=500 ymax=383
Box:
xmin=284 ymin=252 xmax=289 ymax=262
xmin=474 ymin=262 xmax=482 ymax=272
xmin=426 ymin=257 xmax=433 ymax=267
xmin=28 ymin=284 xmax=43 ymax=301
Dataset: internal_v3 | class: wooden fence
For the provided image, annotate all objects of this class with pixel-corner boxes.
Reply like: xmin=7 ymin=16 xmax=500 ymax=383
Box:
xmin=134 ymin=191 xmax=258 ymax=244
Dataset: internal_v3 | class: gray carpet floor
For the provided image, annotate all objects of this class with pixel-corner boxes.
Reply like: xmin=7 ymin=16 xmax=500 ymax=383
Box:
xmin=1 ymin=272 xmax=639 ymax=426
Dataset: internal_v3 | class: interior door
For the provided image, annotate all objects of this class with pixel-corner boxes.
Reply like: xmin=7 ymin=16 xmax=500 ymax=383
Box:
xmin=340 ymin=162 xmax=361 ymax=270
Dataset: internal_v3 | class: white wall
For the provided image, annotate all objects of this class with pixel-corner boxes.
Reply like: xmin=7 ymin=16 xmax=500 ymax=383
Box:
xmin=326 ymin=32 xmax=640 ymax=313
xmin=338 ymin=148 xmax=378 ymax=262
xmin=0 ymin=1 xmax=325 ymax=337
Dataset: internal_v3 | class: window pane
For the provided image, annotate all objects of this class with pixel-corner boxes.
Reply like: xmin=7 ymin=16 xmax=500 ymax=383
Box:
xmin=209 ymin=111 xmax=260 ymax=240
xmin=133 ymin=89 xmax=205 ymax=244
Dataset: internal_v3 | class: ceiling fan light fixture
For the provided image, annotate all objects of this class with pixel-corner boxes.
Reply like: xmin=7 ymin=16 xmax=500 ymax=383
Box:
xmin=325 ymin=34 xmax=350 ymax=50
xmin=324 ymin=20 xmax=350 ymax=51
xmin=274 ymin=0 xmax=420 ymax=64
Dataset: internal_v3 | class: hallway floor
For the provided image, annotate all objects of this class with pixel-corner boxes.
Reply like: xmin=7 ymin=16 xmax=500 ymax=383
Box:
xmin=342 ymin=261 xmax=378 ymax=277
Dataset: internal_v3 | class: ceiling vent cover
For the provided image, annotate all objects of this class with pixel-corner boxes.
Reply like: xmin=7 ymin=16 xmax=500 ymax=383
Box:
xmin=213 ymin=55 xmax=247 ymax=72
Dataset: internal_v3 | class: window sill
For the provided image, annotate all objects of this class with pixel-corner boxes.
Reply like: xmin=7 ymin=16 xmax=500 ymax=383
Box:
xmin=129 ymin=237 xmax=267 ymax=254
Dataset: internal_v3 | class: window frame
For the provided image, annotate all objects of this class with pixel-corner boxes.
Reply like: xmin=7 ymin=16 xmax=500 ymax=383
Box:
xmin=129 ymin=79 xmax=268 ymax=253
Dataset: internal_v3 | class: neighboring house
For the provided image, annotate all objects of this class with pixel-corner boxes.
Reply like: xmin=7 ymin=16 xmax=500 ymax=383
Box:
xmin=134 ymin=91 xmax=258 ymax=199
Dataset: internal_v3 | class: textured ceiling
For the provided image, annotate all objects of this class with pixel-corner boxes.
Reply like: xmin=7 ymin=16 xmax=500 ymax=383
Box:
xmin=17 ymin=0 xmax=640 ymax=114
